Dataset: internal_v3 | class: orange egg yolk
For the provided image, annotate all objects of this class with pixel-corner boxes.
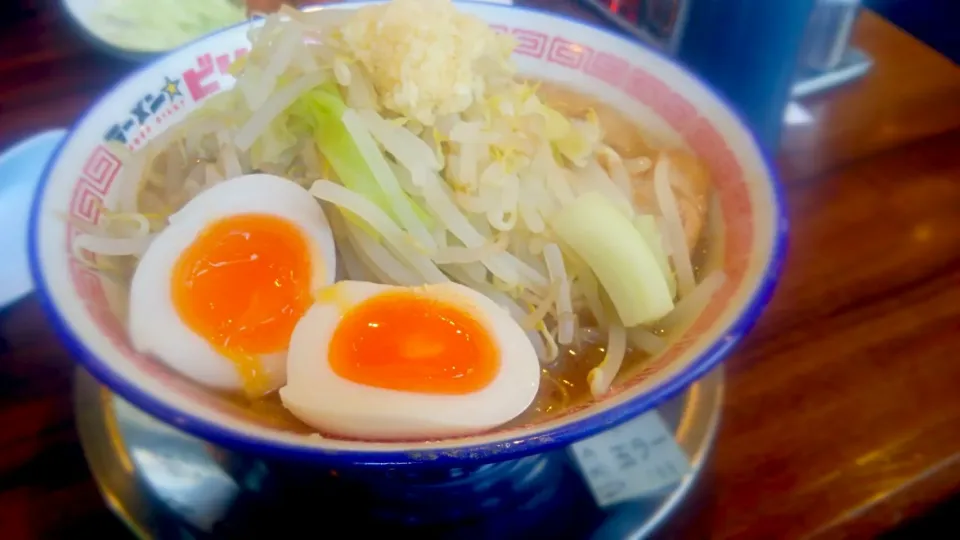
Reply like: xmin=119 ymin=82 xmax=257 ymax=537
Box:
xmin=328 ymin=292 xmax=500 ymax=395
xmin=171 ymin=213 xmax=314 ymax=396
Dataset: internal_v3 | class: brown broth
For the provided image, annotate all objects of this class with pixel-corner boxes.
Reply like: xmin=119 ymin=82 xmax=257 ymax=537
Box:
xmin=532 ymin=81 xmax=658 ymax=159
xmin=509 ymin=344 xmax=620 ymax=427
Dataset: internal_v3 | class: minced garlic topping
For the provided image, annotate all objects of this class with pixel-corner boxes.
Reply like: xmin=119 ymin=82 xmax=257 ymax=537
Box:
xmin=339 ymin=0 xmax=516 ymax=125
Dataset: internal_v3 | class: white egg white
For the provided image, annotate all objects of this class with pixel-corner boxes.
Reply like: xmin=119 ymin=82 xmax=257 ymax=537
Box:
xmin=128 ymin=174 xmax=337 ymax=394
xmin=280 ymin=281 xmax=542 ymax=440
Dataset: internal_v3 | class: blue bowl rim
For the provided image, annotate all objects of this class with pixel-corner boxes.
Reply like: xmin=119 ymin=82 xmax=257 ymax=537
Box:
xmin=28 ymin=0 xmax=788 ymax=466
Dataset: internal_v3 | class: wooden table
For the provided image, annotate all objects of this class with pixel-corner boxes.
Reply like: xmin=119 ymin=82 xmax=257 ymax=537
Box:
xmin=2 ymin=2 xmax=960 ymax=538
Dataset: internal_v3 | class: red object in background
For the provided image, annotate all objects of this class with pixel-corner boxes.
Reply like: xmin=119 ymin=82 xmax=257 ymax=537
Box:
xmin=602 ymin=0 xmax=683 ymax=40
xmin=607 ymin=0 xmax=639 ymax=21
xmin=246 ymin=0 xmax=288 ymax=13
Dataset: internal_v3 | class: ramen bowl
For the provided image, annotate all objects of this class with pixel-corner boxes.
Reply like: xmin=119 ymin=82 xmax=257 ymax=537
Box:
xmin=29 ymin=2 xmax=786 ymax=466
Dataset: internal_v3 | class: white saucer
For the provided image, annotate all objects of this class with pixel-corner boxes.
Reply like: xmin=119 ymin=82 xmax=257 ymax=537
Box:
xmin=0 ymin=130 xmax=66 ymax=310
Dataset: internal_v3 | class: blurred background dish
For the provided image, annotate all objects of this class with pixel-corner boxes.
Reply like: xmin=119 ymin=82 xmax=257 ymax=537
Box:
xmin=59 ymin=0 xmax=515 ymax=62
xmin=0 ymin=130 xmax=66 ymax=311
xmin=60 ymin=0 xmax=247 ymax=61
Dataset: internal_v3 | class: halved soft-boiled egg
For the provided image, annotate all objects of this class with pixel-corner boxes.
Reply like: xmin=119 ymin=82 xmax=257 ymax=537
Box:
xmin=129 ymin=174 xmax=337 ymax=397
xmin=280 ymin=281 xmax=541 ymax=440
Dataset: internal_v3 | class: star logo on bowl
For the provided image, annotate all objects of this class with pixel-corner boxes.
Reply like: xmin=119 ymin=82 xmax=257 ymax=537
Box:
xmin=163 ymin=76 xmax=183 ymax=100
xmin=103 ymin=75 xmax=186 ymax=149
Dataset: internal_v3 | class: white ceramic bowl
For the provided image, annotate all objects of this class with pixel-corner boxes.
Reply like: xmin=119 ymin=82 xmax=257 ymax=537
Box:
xmin=30 ymin=2 xmax=786 ymax=465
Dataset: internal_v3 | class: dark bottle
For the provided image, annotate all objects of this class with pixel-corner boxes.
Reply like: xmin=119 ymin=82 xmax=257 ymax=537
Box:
xmin=676 ymin=0 xmax=816 ymax=151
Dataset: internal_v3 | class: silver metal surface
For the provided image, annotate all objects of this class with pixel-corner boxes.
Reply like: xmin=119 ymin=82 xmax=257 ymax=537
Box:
xmin=75 ymin=366 xmax=724 ymax=538
xmin=792 ymin=47 xmax=872 ymax=99
xmin=799 ymin=0 xmax=861 ymax=72
xmin=111 ymin=398 xmax=239 ymax=532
